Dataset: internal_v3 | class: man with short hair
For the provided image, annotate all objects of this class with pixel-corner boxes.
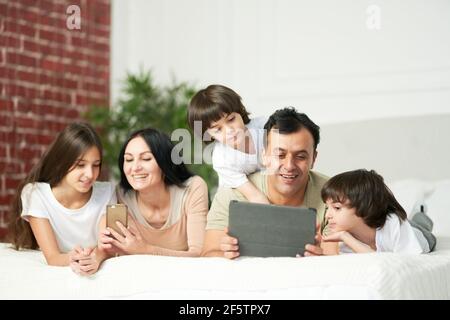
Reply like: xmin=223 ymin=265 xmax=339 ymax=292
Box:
xmin=202 ymin=107 xmax=335 ymax=258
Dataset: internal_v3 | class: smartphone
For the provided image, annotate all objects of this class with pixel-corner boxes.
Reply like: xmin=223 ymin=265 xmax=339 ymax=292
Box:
xmin=106 ymin=204 xmax=128 ymax=236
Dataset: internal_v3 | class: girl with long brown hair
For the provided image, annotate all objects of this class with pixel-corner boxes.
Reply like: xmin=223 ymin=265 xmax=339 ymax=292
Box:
xmin=8 ymin=122 xmax=115 ymax=275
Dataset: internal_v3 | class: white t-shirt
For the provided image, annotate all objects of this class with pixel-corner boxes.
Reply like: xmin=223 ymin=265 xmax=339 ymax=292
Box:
xmin=340 ymin=214 xmax=429 ymax=254
xmin=21 ymin=181 xmax=116 ymax=253
xmin=212 ymin=116 xmax=268 ymax=188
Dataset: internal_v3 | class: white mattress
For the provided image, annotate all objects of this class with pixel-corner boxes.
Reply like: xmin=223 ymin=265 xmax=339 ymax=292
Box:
xmin=1 ymin=237 xmax=450 ymax=300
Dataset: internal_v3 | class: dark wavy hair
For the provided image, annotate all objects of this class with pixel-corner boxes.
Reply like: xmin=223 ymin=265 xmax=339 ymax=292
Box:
xmin=118 ymin=128 xmax=193 ymax=192
xmin=321 ymin=169 xmax=407 ymax=228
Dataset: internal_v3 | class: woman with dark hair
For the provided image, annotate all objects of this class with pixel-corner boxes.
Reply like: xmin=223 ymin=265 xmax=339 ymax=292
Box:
xmin=8 ymin=122 xmax=116 ymax=275
xmin=98 ymin=128 xmax=209 ymax=257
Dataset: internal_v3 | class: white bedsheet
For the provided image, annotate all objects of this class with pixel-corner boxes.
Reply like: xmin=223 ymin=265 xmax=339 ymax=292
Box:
xmin=1 ymin=238 xmax=450 ymax=300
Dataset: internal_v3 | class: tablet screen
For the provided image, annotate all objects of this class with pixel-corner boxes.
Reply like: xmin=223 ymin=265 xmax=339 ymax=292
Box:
xmin=229 ymin=200 xmax=316 ymax=257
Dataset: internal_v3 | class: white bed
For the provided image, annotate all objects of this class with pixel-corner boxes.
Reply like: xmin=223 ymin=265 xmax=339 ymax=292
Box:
xmin=1 ymin=115 xmax=449 ymax=300
xmin=1 ymin=237 xmax=450 ymax=300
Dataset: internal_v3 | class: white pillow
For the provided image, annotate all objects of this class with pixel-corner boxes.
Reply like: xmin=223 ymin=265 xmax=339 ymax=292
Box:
xmin=425 ymin=180 xmax=450 ymax=237
xmin=387 ymin=179 xmax=435 ymax=218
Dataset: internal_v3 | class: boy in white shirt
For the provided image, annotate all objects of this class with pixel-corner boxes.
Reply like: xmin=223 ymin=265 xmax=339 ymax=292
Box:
xmin=188 ymin=84 xmax=269 ymax=204
xmin=320 ymin=169 xmax=435 ymax=254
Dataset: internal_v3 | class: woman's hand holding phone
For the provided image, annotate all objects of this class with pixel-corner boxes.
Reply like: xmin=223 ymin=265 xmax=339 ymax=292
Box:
xmin=105 ymin=215 xmax=150 ymax=255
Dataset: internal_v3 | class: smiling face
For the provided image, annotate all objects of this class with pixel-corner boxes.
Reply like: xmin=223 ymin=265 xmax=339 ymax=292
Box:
xmin=206 ymin=112 xmax=247 ymax=149
xmin=123 ymin=136 xmax=164 ymax=192
xmin=61 ymin=146 xmax=101 ymax=194
xmin=263 ymin=128 xmax=317 ymax=200
xmin=325 ymin=199 xmax=365 ymax=233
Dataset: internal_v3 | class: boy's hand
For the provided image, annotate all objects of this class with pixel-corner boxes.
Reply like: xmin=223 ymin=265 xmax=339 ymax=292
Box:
xmin=300 ymin=223 xmax=324 ymax=257
xmin=322 ymin=231 xmax=349 ymax=242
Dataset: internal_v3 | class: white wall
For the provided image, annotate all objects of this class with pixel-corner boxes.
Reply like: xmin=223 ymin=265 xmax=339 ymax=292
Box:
xmin=315 ymin=114 xmax=450 ymax=181
xmin=111 ymin=0 xmax=450 ymax=125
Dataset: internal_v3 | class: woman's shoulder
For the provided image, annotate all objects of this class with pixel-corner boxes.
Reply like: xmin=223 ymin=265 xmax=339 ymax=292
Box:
xmin=184 ymin=175 xmax=207 ymax=191
xmin=181 ymin=176 xmax=208 ymax=202
xmin=182 ymin=176 xmax=209 ymax=213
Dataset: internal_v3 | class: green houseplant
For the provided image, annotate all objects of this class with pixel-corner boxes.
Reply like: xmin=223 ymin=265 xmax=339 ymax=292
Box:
xmin=84 ymin=70 xmax=218 ymax=194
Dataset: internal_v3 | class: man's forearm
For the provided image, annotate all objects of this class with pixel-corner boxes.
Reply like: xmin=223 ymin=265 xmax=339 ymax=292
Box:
xmin=201 ymin=249 xmax=225 ymax=257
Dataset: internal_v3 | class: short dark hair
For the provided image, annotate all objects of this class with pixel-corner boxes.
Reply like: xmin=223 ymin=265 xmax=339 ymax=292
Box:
xmin=321 ymin=169 xmax=407 ymax=228
xmin=263 ymin=107 xmax=320 ymax=150
xmin=188 ymin=84 xmax=251 ymax=138
xmin=118 ymin=128 xmax=193 ymax=191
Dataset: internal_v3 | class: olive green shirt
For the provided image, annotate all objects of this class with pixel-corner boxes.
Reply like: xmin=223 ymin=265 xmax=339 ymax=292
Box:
xmin=206 ymin=170 xmax=329 ymax=231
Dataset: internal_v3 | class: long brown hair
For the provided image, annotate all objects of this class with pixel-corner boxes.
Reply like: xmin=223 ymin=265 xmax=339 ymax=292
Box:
xmin=8 ymin=122 xmax=103 ymax=250
xmin=321 ymin=169 xmax=407 ymax=228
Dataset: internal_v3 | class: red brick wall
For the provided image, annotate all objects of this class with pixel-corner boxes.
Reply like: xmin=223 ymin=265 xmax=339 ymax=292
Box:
xmin=0 ymin=0 xmax=110 ymax=240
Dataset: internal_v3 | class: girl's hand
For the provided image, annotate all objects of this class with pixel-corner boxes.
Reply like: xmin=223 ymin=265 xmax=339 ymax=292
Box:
xmin=68 ymin=245 xmax=82 ymax=274
xmin=75 ymin=248 xmax=101 ymax=276
xmin=68 ymin=245 xmax=83 ymax=263
xmin=69 ymin=246 xmax=95 ymax=276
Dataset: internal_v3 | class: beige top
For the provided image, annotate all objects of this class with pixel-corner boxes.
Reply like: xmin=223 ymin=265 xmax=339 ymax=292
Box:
xmin=207 ymin=171 xmax=329 ymax=232
xmin=116 ymin=176 xmax=208 ymax=256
